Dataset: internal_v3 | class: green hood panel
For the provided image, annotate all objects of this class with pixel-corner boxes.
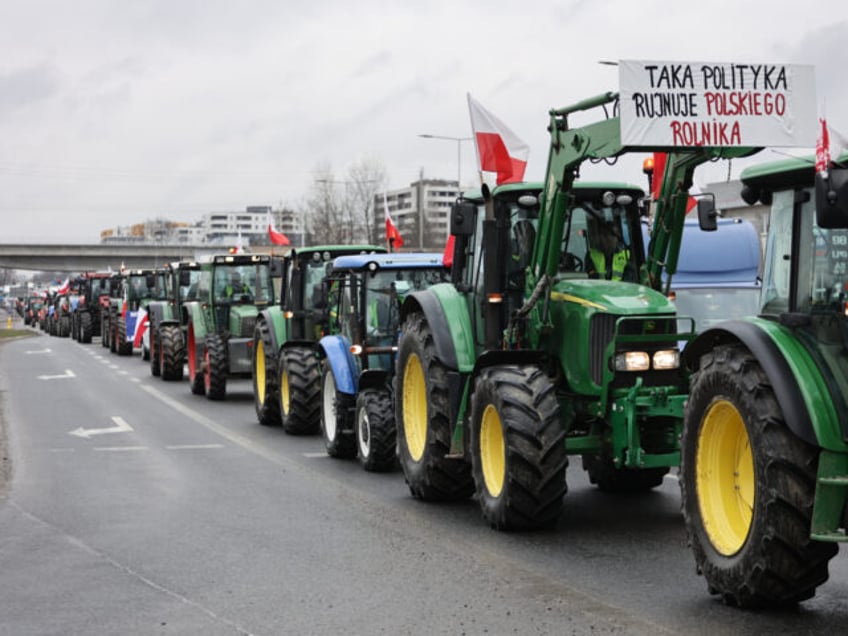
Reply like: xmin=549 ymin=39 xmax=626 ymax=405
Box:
xmin=550 ymin=279 xmax=676 ymax=314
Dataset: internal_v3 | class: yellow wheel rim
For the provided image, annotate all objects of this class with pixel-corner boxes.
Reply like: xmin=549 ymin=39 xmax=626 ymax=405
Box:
xmin=280 ymin=367 xmax=290 ymax=416
xmin=480 ymin=404 xmax=505 ymax=497
xmin=696 ymin=399 xmax=754 ymax=556
xmin=255 ymin=339 xmax=266 ymax=405
xmin=402 ymin=353 xmax=427 ymax=462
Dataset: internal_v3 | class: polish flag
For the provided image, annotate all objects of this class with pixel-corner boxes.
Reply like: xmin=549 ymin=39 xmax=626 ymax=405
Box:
xmin=133 ymin=307 xmax=148 ymax=348
xmin=267 ymin=211 xmax=290 ymax=246
xmin=650 ymin=152 xmax=697 ymax=213
xmin=56 ymin=278 xmax=70 ymax=295
xmin=384 ymin=193 xmax=404 ymax=249
xmin=468 ymin=93 xmax=529 ymax=186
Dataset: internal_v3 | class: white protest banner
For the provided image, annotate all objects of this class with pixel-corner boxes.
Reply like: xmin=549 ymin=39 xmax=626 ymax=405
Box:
xmin=619 ymin=60 xmax=817 ymax=148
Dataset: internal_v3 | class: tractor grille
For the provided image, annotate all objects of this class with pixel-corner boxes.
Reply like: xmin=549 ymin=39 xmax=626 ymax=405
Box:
xmin=236 ymin=315 xmax=256 ymax=338
xmin=589 ymin=313 xmax=681 ymax=388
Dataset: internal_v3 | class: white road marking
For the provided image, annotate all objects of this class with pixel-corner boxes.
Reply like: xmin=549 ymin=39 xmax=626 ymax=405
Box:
xmin=165 ymin=444 xmax=225 ymax=450
xmin=25 ymin=348 xmax=52 ymax=355
xmin=69 ymin=416 xmax=134 ymax=439
xmin=38 ymin=369 xmax=76 ymax=380
xmin=48 ymin=448 xmax=76 ymax=453
xmin=93 ymin=446 xmax=149 ymax=452
xmin=302 ymin=452 xmax=328 ymax=459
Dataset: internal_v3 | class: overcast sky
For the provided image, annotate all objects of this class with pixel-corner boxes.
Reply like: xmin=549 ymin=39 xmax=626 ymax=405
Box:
xmin=2 ymin=1 xmax=847 ymax=243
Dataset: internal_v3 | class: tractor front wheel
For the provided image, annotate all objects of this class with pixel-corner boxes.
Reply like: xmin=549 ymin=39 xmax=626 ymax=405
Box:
xmin=395 ymin=311 xmax=473 ymax=501
xmin=356 ymin=388 xmax=396 ymax=472
xmin=187 ymin=326 xmax=205 ymax=395
xmin=681 ymin=344 xmax=837 ymax=607
xmin=320 ymin=361 xmax=356 ymax=458
xmin=253 ymin=320 xmax=281 ymax=426
xmin=470 ymin=365 xmax=567 ymax=530
xmin=278 ymin=346 xmax=320 ymax=435
xmin=159 ymin=324 xmax=184 ymax=381
xmin=204 ymin=334 xmax=228 ymax=400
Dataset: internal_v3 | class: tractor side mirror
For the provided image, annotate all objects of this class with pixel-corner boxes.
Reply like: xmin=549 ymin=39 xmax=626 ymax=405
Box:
xmin=697 ymin=196 xmax=718 ymax=232
xmin=816 ymin=167 xmax=848 ymax=229
xmin=179 ymin=269 xmax=192 ymax=286
xmin=450 ymin=201 xmax=477 ymax=236
xmin=146 ymin=274 xmax=156 ymax=288
xmin=269 ymin=258 xmax=284 ymax=278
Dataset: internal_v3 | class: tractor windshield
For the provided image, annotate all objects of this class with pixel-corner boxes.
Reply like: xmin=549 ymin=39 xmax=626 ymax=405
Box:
xmin=362 ymin=267 xmax=449 ymax=339
xmin=213 ymin=263 xmax=273 ymax=305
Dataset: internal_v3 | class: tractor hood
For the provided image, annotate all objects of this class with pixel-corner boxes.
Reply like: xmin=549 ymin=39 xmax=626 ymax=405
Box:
xmin=550 ymin=279 xmax=676 ymax=315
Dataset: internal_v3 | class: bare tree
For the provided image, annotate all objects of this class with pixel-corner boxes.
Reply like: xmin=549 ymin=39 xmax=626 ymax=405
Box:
xmin=346 ymin=157 xmax=387 ymax=245
xmin=306 ymin=162 xmax=347 ymax=244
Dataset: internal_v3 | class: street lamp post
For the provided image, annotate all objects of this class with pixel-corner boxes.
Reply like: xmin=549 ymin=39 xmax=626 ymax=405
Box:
xmin=417 ymin=134 xmax=473 ymax=190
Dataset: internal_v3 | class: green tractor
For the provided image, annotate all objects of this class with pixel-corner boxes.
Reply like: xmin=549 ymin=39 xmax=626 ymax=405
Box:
xmin=146 ymin=260 xmax=206 ymax=380
xmin=251 ymin=245 xmax=385 ymax=432
xmin=183 ymin=253 xmax=278 ymax=400
xmin=394 ymin=91 xmax=756 ymax=530
xmin=679 ymin=153 xmax=848 ymax=607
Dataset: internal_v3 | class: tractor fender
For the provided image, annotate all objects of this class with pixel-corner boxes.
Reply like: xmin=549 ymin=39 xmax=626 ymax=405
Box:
xmin=318 ymin=335 xmax=358 ymax=395
xmin=685 ymin=319 xmax=829 ymax=447
xmin=183 ymin=303 xmax=208 ymax=343
xmin=256 ymin=307 xmax=284 ymax=354
xmin=401 ymin=286 xmax=475 ymax=373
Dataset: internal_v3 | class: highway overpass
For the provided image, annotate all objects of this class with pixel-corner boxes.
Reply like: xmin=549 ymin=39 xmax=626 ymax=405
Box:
xmin=0 ymin=244 xmax=282 ymax=272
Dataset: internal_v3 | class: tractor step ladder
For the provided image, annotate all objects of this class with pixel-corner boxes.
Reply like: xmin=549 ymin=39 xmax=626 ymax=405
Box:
xmin=811 ymin=450 xmax=848 ymax=542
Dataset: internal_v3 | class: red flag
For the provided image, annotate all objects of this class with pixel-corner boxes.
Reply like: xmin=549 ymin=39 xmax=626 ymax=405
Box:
xmin=56 ymin=278 xmax=70 ymax=295
xmin=651 ymin=152 xmax=697 ymax=213
xmin=468 ymin=94 xmax=529 ymax=185
xmin=442 ymin=234 xmax=455 ymax=269
xmin=133 ymin=308 xmax=148 ymax=348
xmin=268 ymin=225 xmax=290 ymax=246
xmin=267 ymin=210 xmax=290 ymax=246
xmin=384 ymin=193 xmax=404 ymax=248
xmin=816 ymin=117 xmax=831 ymax=174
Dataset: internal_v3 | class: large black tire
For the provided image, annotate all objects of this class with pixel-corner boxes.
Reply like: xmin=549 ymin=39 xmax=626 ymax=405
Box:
xmin=80 ymin=312 xmax=93 ymax=344
xmin=356 ymin=388 xmax=397 ymax=472
xmin=101 ymin=311 xmax=110 ymax=348
xmin=469 ymin=365 xmax=567 ymax=530
xmin=278 ymin=346 xmax=321 ymax=435
xmin=583 ymin=456 xmax=668 ymax=493
xmin=116 ymin=317 xmax=133 ymax=355
xmin=681 ymin=344 xmax=838 ymax=608
xmin=252 ymin=320 xmax=281 ymax=426
xmin=204 ymin=333 xmax=228 ymax=401
xmin=159 ymin=324 xmax=184 ymax=381
xmin=395 ymin=311 xmax=474 ymax=501
xmin=187 ymin=326 xmax=205 ymax=395
xmin=149 ymin=321 xmax=160 ymax=375
xmin=58 ymin=315 xmax=71 ymax=338
xmin=320 ymin=361 xmax=356 ymax=458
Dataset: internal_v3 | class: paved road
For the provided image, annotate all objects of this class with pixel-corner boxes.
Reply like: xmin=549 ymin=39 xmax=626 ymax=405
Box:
xmin=1 ymin=317 xmax=846 ymax=635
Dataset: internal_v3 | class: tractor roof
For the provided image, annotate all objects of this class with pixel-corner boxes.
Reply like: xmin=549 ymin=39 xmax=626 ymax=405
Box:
xmin=331 ymin=252 xmax=445 ymax=272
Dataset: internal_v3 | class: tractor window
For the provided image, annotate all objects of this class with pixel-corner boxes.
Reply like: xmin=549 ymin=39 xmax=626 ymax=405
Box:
xmin=559 ymin=207 xmax=591 ymax=277
xmin=761 ymin=191 xmax=795 ymax=314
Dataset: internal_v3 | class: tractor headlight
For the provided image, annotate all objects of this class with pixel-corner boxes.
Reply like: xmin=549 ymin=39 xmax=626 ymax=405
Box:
xmin=652 ymin=349 xmax=680 ymax=370
xmin=615 ymin=351 xmax=650 ymax=372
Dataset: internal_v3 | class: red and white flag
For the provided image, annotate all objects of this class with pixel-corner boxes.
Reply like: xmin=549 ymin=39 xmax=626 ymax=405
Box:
xmin=816 ymin=118 xmax=831 ymax=174
xmin=133 ymin=307 xmax=148 ymax=348
xmin=384 ymin=193 xmax=404 ymax=249
xmin=267 ymin=211 xmax=290 ymax=246
xmin=467 ymin=93 xmax=529 ymax=186
xmin=56 ymin=278 xmax=70 ymax=295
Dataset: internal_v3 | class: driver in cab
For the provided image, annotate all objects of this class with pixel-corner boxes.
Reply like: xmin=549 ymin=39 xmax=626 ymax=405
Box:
xmin=223 ymin=271 xmax=252 ymax=300
xmin=585 ymin=215 xmax=631 ymax=282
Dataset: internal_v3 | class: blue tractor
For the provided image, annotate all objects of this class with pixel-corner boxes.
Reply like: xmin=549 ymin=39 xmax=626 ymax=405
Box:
xmin=318 ymin=252 xmax=449 ymax=471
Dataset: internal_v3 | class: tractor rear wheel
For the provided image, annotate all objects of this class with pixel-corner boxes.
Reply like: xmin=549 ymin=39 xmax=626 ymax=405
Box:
xmin=253 ymin=320 xmax=281 ymax=426
xmin=470 ymin=365 xmax=567 ymax=530
xmin=159 ymin=324 xmax=184 ymax=381
xmin=278 ymin=346 xmax=320 ymax=435
xmin=187 ymin=326 xmax=205 ymax=395
xmin=395 ymin=311 xmax=473 ymax=501
xmin=320 ymin=361 xmax=356 ymax=458
xmin=681 ymin=344 xmax=837 ymax=607
xmin=356 ymin=388 xmax=396 ymax=472
xmin=204 ymin=334 xmax=228 ymax=400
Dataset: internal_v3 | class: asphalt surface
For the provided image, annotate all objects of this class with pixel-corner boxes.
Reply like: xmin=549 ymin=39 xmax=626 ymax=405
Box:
xmin=1 ymin=307 xmax=847 ymax=635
